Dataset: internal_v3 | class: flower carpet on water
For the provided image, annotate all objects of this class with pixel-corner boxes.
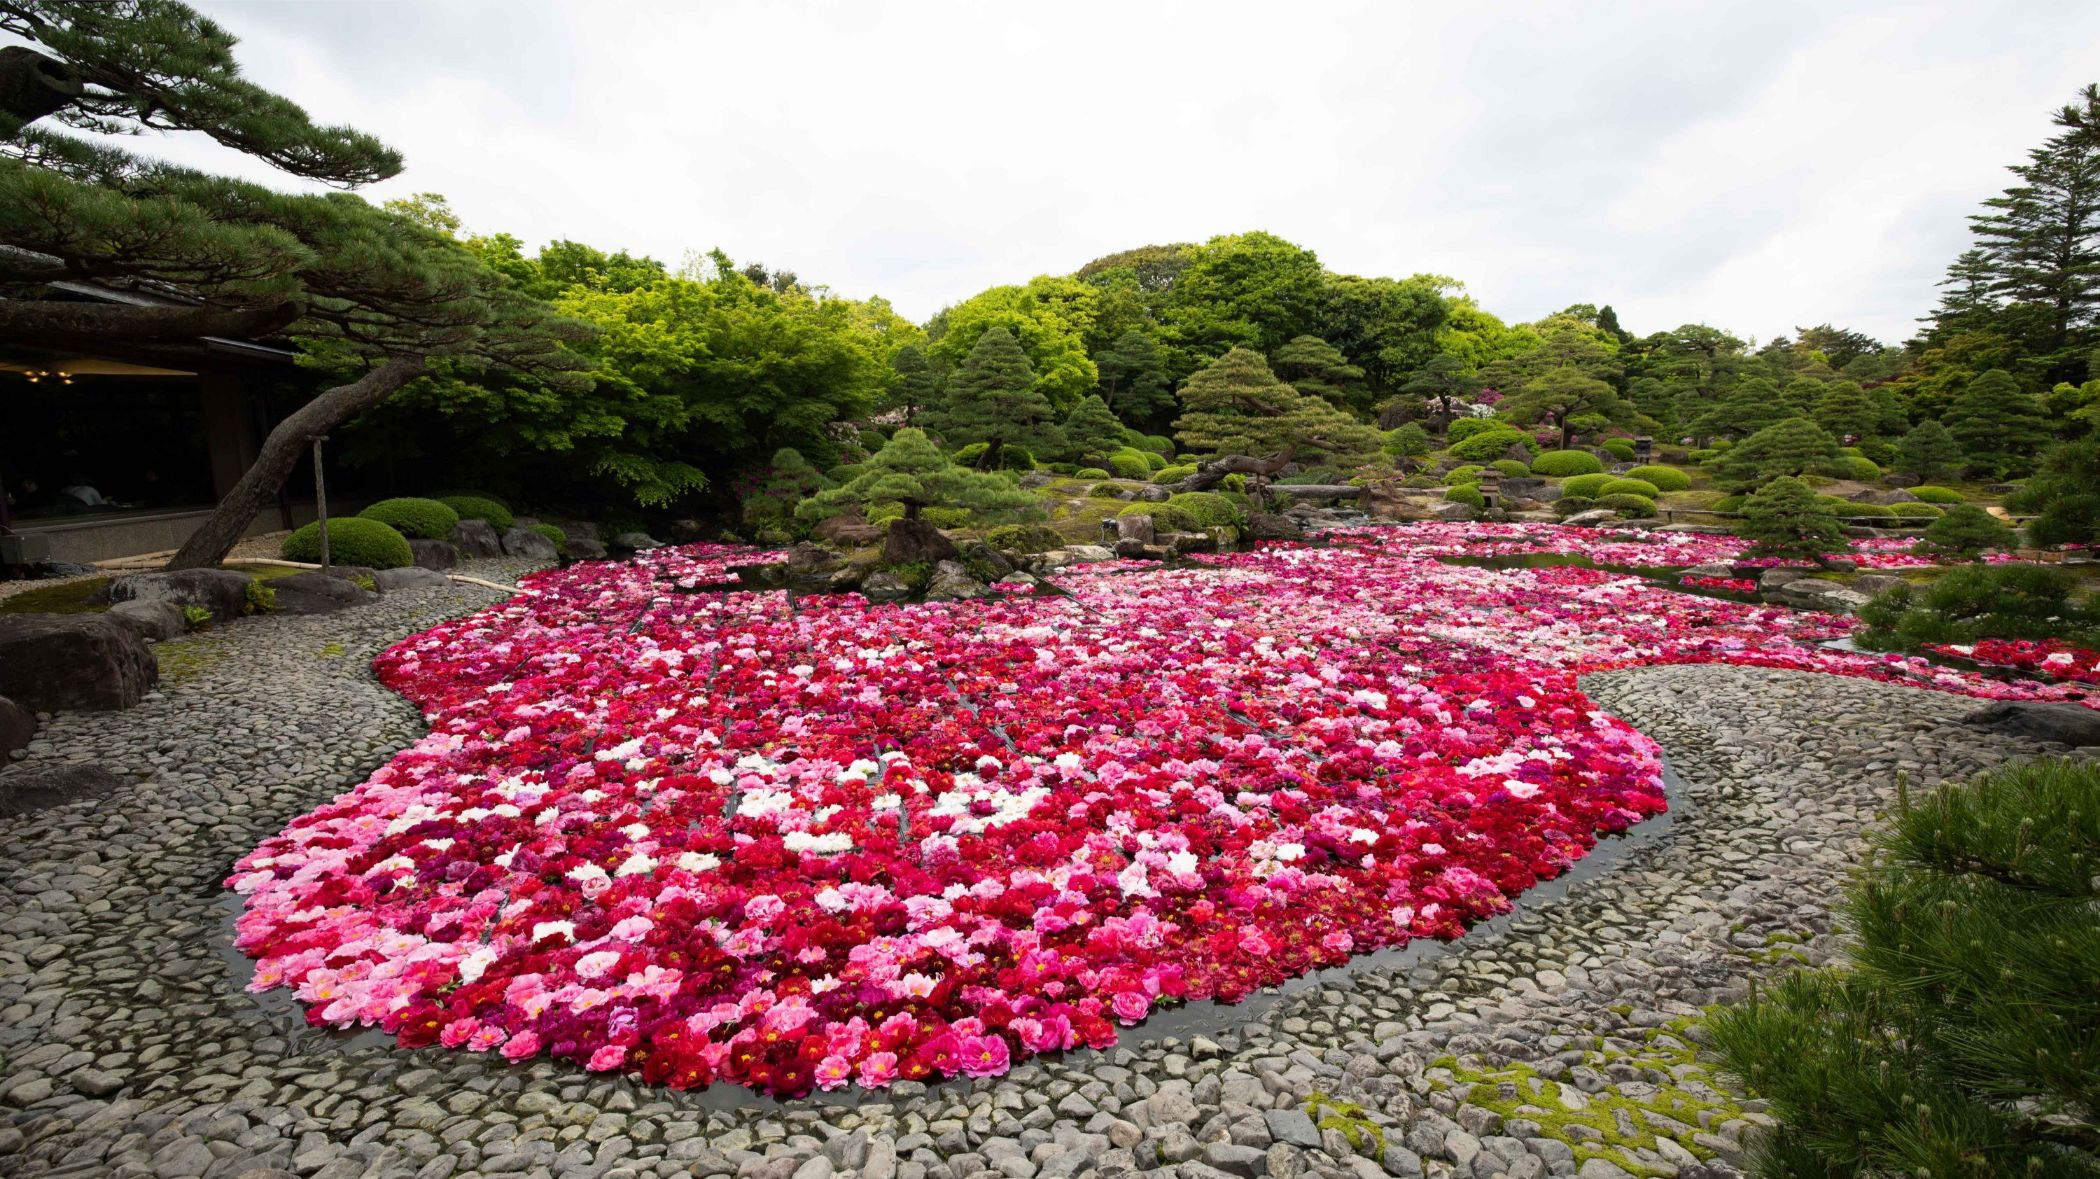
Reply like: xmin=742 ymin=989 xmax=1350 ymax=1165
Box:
xmin=227 ymin=529 xmax=2084 ymax=1096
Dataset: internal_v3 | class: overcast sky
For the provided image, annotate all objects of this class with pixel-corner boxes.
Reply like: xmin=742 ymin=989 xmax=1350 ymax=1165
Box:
xmin=87 ymin=1 xmax=2100 ymax=342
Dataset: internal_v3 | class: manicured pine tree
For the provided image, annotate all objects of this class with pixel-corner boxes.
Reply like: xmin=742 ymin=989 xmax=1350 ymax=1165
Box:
xmin=1090 ymin=330 xmax=1174 ymax=426
xmin=1174 ymin=348 xmax=1380 ymax=462
xmin=882 ymin=344 xmax=943 ymax=425
xmin=1059 ymin=394 xmax=1129 ymax=466
xmin=1399 ymin=355 xmax=1479 ymax=430
xmin=1270 ymin=334 xmax=1366 ymax=410
xmin=1894 ymin=419 xmax=1963 ymax=483
xmin=1916 ymin=503 xmax=2020 ymax=560
xmin=1693 ymin=379 xmax=1797 ymax=442
xmin=2008 ymin=435 xmax=2100 ymax=546
xmin=928 ymin=326 xmax=1061 ymax=469
xmin=1737 ymin=476 xmax=1848 ymax=561
xmin=1710 ymin=759 xmax=2100 ymax=1178
xmin=795 ymin=428 xmax=1037 ymax=523
xmin=1382 ymin=422 xmax=1433 ymax=458
xmin=1946 ymin=368 xmax=2052 ymax=478
xmin=1710 ymin=418 xmax=1843 ymax=491
xmin=1812 ymin=380 xmax=1876 ymax=442
xmin=741 ymin=447 xmax=832 ymax=528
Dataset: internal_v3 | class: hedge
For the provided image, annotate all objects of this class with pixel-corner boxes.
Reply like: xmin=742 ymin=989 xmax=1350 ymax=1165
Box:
xmin=1907 ymin=485 xmax=1965 ymax=504
xmin=1154 ymin=464 xmax=1198 ymax=483
xmin=1490 ymin=459 xmax=1531 ymax=478
xmin=1531 ymin=449 xmax=1605 ymax=477
xmin=1595 ymin=492 xmax=1656 ymax=517
xmin=1890 ymin=501 xmax=1945 ymax=518
xmin=1447 ymin=428 xmax=1535 ymax=462
xmin=1560 ymin=473 xmax=1617 ymax=499
xmin=1597 ymin=477 xmax=1662 ymax=498
xmin=282 ymin=518 xmax=413 ymax=569
xmin=1445 ymin=484 xmax=1486 ymax=509
xmin=357 ymin=496 xmax=459 ymax=540
xmin=1107 ymin=449 xmax=1153 ymax=479
xmin=1074 ymin=467 xmax=1111 ymax=479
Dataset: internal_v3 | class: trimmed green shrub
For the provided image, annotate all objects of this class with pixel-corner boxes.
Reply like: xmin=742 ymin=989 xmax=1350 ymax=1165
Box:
xmin=1708 ymin=758 xmax=2100 ymax=1179
xmin=1085 ymin=484 xmax=1126 ymax=499
xmin=1047 ymin=462 xmax=1079 ymax=475
xmin=1447 ymin=427 xmax=1535 ymax=462
xmin=1560 ymin=473 xmax=1617 ymax=499
xmin=1136 ymin=434 xmax=1176 ymax=456
xmin=1107 ymin=448 xmax=1153 ymax=479
xmin=1444 ymin=484 xmax=1486 ymax=509
xmin=1916 ymin=503 xmax=2019 ymax=560
xmin=1624 ymin=465 xmax=1692 ymax=492
xmin=437 ymin=495 xmax=514 ymax=532
xmin=984 ymin=524 xmax=1064 ymax=553
xmin=1552 ymin=496 xmax=1597 ymax=517
xmin=1830 ymin=454 xmax=1883 ymax=480
xmin=1154 ymin=464 xmax=1197 ymax=484
xmin=1711 ymin=495 xmax=1746 ymax=513
xmin=951 ymin=441 xmax=1037 ymax=471
xmin=1382 ymin=423 xmax=1433 ymax=458
xmin=357 ymin=496 xmax=459 ymax=540
xmin=1597 ymin=478 xmax=1662 ymax=498
xmin=1889 ymin=501 xmax=1945 ymax=518
xmin=1832 ymin=501 xmax=1897 ymax=518
xmin=1907 ymin=485 xmax=1965 ymax=504
xmin=1530 ymin=449 xmax=1605 ymax=477
xmin=1686 ymin=448 xmax=1721 ymax=464
xmin=1445 ymin=418 xmax=1508 ymax=443
xmin=1445 ymin=464 xmax=1486 ymax=485
xmin=1141 ymin=450 xmax=1168 ymax=471
xmin=1490 ymin=459 xmax=1531 ymax=478
xmin=1074 ymin=467 xmax=1111 ymax=479
xmin=1740 ymin=476 xmax=1847 ymax=560
xmin=1164 ymin=491 xmax=1242 ymax=528
xmin=282 ymin=518 xmax=413 ymax=569
xmin=1859 ymin=564 xmax=2093 ymax=650
xmin=1400 ymin=473 xmax=1441 ymax=489
xmin=1595 ymin=493 xmax=1656 ymax=517
xmin=433 ymin=489 xmax=511 ymax=510
xmin=1601 ymin=438 xmax=1637 ymax=461
xmin=920 ymin=507 xmax=972 ymax=528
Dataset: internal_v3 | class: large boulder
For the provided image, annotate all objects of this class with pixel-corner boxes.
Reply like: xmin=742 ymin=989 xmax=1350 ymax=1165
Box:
xmin=106 ymin=599 xmax=188 ymax=641
xmin=108 ymin=568 xmax=252 ymax=623
xmin=859 ymin=571 xmax=912 ymax=603
xmin=269 ymin=571 xmax=379 ymax=615
xmin=408 ymin=539 xmax=458 ymax=570
xmin=882 ymin=517 xmax=960 ymax=565
xmin=374 ymin=567 xmax=450 ymax=593
xmin=1116 ymin=515 xmax=1156 ymax=545
xmin=566 ymin=537 xmax=608 ymax=560
xmin=0 ymin=614 xmax=157 ymax=712
xmin=1768 ymin=579 xmax=1870 ymax=614
xmin=815 ymin=515 xmax=885 ymax=548
xmin=501 ymin=526 xmax=560 ymax=561
xmin=1243 ymin=512 xmax=1304 ymax=542
xmin=1963 ymin=700 xmax=2100 ymax=747
xmin=610 ymin=531 xmax=663 ymax=553
xmin=0 ymin=696 xmax=34 ymax=759
xmin=923 ymin=561 xmax=989 ymax=601
xmin=450 ymin=519 xmax=503 ymax=558
xmin=0 ymin=764 xmax=126 ymax=818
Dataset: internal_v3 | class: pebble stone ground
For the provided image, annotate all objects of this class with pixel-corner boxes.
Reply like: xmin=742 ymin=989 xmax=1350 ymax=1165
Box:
xmin=0 ymin=564 xmax=2083 ymax=1179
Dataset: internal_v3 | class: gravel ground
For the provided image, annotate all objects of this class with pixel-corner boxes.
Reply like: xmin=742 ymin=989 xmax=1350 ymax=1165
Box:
xmin=0 ymin=570 xmax=2081 ymax=1179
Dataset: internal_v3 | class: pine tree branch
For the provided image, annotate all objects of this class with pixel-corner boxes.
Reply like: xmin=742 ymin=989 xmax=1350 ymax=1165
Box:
xmin=0 ymin=294 xmax=302 ymax=342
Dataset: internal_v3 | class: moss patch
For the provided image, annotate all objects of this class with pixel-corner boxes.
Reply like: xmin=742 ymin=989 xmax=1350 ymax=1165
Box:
xmin=1305 ymin=1092 xmax=1385 ymax=1155
xmin=1425 ymin=1016 xmax=1750 ymax=1176
xmin=154 ymin=636 xmax=230 ymax=686
xmin=0 ymin=576 xmax=111 ymax=615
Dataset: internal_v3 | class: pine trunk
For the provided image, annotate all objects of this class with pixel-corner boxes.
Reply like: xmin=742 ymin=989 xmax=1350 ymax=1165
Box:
xmin=165 ymin=355 xmax=427 ymax=570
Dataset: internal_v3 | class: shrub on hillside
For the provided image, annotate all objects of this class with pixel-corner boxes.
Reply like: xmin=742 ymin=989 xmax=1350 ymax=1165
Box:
xmin=1624 ymin=465 xmax=1692 ymax=492
xmin=1490 ymin=459 xmax=1531 ymax=478
xmin=437 ymin=495 xmax=515 ymax=532
xmin=1595 ymin=493 xmax=1656 ymax=517
xmin=1601 ymin=438 xmax=1636 ymax=461
xmin=1889 ymin=500 xmax=1945 ymax=518
xmin=1074 ymin=467 xmax=1111 ymax=480
xmin=1739 ymin=476 xmax=1847 ymax=561
xmin=1531 ymin=449 xmax=1605 ymax=477
xmin=1154 ymin=464 xmax=1197 ymax=484
xmin=984 ymin=524 xmax=1065 ymax=553
xmin=1107 ymin=449 xmax=1153 ymax=479
xmin=1445 ymin=465 xmax=1485 ymax=485
xmin=1709 ymin=758 xmax=2100 ymax=1179
xmin=282 ymin=518 xmax=413 ymax=569
xmin=1907 ymin=485 xmax=1966 ymax=504
xmin=1382 ymin=423 xmax=1433 ymax=458
xmin=357 ymin=497 xmax=459 ymax=540
xmin=952 ymin=441 xmax=1037 ymax=472
xmin=528 ymin=522 xmax=568 ymax=556
xmin=1858 ymin=565 xmax=2094 ymax=650
xmin=1445 ymin=484 xmax=1486 ymax=509
xmin=1560 ymin=473 xmax=1616 ymax=498
xmin=1164 ymin=491 xmax=1243 ymax=528
xmin=1447 ymin=427 xmax=1535 ymax=462
xmin=1552 ymin=496 xmax=1597 ymax=517
xmin=1597 ymin=478 xmax=1662 ymax=499
xmin=1445 ymin=418 xmax=1508 ymax=443
xmin=1119 ymin=501 xmax=1197 ymax=531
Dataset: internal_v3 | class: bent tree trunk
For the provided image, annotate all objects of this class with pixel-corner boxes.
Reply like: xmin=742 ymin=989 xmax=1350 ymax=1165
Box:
xmin=166 ymin=355 xmax=427 ymax=570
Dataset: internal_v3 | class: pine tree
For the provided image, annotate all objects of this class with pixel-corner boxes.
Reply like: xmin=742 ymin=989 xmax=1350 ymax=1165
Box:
xmin=929 ymin=326 xmax=1061 ymax=468
xmin=795 ymin=428 xmax=1037 ymax=523
xmin=1173 ymin=347 xmax=1380 ymax=462
xmin=1709 ymin=759 xmax=2100 ymax=1178
xmin=1270 ymin=334 xmax=1365 ymax=410
xmin=1916 ymin=503 xmax=2020 ymax=560
xmin=2008 ymin=436 xmax=2100 ymax=546
xmin=1947 ymin=368 xmax=2052 ymax=478
xmin=1059 ymin=394 xmax=1128 ymax=465
xmin=742 ymin=447 xmax=832 ymax=528
xmin=1693 ymin=379 xmax=1797 ymax=442
xmin=1894 ymin=419 xmax=1963 ymax=483
xmin=0 ymin=2 xmax=588 ymax=569
xmin=1812 ymin=380 xmax=1875 ymax=441
xmin=1969 ymin=84 xmax=2100 ymax=376
xmin=1737 ymin=475 xmax=1847 ymax=561
xmin=1400 ymin=355 xmax=1479 ymax=429
xmin=1709 ymin=418 xmax=1843 ymax=491
xmin=1091 ymin=330 xmax=1173 ymax=426
xmin=882 ymin=344 xmax=943 ymax=425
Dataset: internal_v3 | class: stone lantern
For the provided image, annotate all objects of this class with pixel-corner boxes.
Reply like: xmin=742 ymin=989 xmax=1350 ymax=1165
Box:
xmin=1478 ymin=471 xmax=1501 ymax=511
xmin=1634 ymin=435 xmax=1654 ymax=462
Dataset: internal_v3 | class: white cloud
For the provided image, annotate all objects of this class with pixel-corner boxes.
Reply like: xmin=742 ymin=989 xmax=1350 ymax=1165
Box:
xmin=47 ymin=0 xmax=2100 ymax=341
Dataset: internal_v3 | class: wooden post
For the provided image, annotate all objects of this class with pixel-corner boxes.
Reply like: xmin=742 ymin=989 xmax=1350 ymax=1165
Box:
xmin=312 ymin=435 xmax=329 ymax=571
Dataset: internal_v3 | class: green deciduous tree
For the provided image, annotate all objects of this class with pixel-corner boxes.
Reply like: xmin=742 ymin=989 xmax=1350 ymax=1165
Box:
xmin=1894 ymin=419 xmax=1964 ymax=483
xmin=795 ymin=428 xmax=1037 ymax=522
xmin=1710 ymin=418 xmax=1844 ymax=492
xmin=1173 ymin=347 xmax=1381 ymax=463
xmin=1947 ymin=368 xmax=2052 ymax=478
xmin=929 ymin=326 xmax=1061 ymax=468
xmin=1737 ymin=475 xmax=1847 ymax=561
